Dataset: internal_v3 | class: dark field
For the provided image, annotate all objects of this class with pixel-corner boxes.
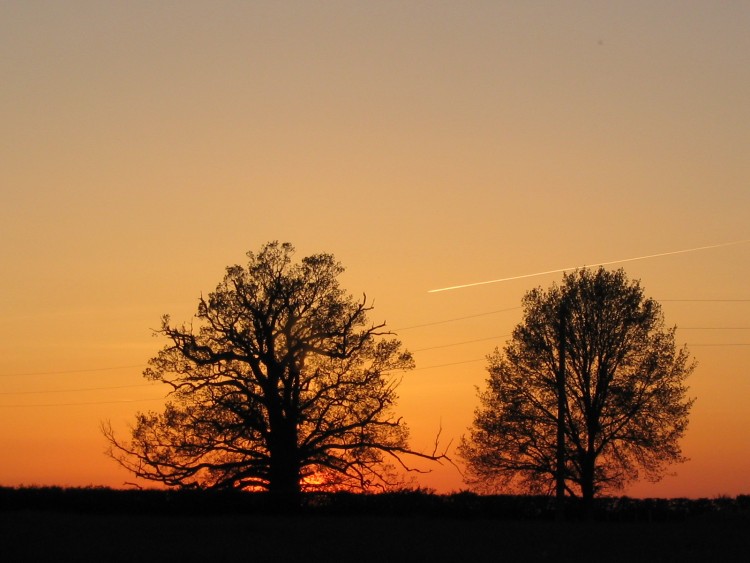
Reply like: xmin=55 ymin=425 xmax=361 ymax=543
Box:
xmin=3 ymin=511 xmax=750 ymax=562
xmin=2 ymin=489 xmax=749 ymax=562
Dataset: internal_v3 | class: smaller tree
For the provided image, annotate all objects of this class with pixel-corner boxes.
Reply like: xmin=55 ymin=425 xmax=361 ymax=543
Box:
xmin=459 ymin=268 xmax=694 ymax=507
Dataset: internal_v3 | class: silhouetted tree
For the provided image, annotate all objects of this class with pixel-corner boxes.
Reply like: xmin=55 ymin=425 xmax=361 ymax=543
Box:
xmin=459 ymin=268 xmax=694 ymax=510
xmin=105 ymin=242 xmax=442 ymax=497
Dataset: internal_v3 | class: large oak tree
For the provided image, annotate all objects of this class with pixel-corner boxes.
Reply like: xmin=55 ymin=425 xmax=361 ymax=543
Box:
xmin=459 ymin=268 xmax=694 ymax=507
xmin=105 ymin=242 xmax=438 ymax=496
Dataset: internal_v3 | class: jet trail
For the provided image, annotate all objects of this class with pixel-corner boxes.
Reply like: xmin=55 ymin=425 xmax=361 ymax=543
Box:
xmin=428 ymin=239 xmax=750 ymax=293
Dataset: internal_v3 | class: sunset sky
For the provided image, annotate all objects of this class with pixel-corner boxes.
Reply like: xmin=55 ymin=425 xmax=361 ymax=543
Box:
xmin=2 ymin=1 xmax=749 ymax=497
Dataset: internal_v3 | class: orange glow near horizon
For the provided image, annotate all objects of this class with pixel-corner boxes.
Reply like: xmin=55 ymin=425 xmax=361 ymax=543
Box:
xmin=1 ymin=2 xmax=749 ymax=499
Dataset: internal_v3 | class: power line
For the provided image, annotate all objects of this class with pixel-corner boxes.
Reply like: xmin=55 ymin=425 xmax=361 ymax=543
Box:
xmin=409 ymin=329 xmax=750 ymax=353
xmin=688 ymin=343 xmax=750 ymax=347
xmin=394 ymin=307 xmax=522 ymax=331
xmin=0 ymin=330 xmax=750 ymax=384
xmin=0 ymin=383 xmax=158 ymax=396
xmin=395 ymin=300 xmax=749 ymax=332
xmin=661 ymin=299 xmax=750 ymax=302
xmin=413 ymin=358 xmax=485 ymax=370
xmin=0 ymin=364 xmax=145 ymax=378
xmin=3 ymin=340 xmax=747 ymax=402
xmin=1 ymin=299 xmax=748 ymax=394
xmin=0 ymin=397 xmax=165 ymax=408
xmin=412 ymin=335 xmax=510 ymax=352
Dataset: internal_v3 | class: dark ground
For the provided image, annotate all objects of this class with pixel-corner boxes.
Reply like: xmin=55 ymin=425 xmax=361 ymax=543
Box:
xmin=3 ymin=511 xmax=750 ymax=562
xmin=1 ymin=489 xmax=748 ymax=562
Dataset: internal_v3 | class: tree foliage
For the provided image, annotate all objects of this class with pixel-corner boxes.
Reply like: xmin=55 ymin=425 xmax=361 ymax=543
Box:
xmin=459 ymin=268 xmax=694 ymax=502
xmin=105 ymin=242 xmax=439 ymax=495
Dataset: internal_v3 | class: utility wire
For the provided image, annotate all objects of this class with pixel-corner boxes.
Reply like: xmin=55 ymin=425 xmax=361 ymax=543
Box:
xmin=413 ymin=358 xmax=486 ymax=370
xmin=412 ymin=335 xmax=510 ymax=352
xmin=395 ymin=299 xmax=750 ymax=332
xmin=661 ymin=299 xmax=750 ymax=302
xmin=1 ymin=397 xmax=165 ymax=408
xmin=2 ymin=331 xmax=748 ymax=380
xmin=689 ymin=343 xmax=750 ymax=347
xmin=3 ymin=339 xmax=747 ymax=403
xmin=0 ymin=364 xmax=145 ymax=378
xmin=2 ymin=300 xmax=748 ymax=397
xmin=394 ymin=306 xmax=522 ymax=331
xmin=0 ymin=383 xmax=158 ymax=396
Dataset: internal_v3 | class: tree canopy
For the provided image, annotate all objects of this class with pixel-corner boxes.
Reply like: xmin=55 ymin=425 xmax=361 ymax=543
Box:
xmin=105 ymin=242 xmax=440 ymax=496
xmin=459 ymin=268 xmax=695 ymax=504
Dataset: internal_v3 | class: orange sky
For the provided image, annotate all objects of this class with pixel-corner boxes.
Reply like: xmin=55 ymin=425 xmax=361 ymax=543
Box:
xmin=1 ymin=1 xmax=749 ymax=497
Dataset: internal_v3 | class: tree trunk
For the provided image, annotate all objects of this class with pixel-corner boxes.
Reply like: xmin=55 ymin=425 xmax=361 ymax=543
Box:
xmin=580 ymin=452 xmax=596 ymax=519
xmin=267 ymin=418 xmax=301 ymax=508
xmin=555 ymin=301 xmax=567 ymax=521
xmin=269 ymin=455 xmax=300 ymax=495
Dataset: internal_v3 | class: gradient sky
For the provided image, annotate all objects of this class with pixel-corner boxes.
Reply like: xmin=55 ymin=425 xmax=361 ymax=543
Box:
xmin=2 ymin=1 xmax=749 ymax=497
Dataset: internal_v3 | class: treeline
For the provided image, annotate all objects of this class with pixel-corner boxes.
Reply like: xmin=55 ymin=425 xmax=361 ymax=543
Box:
xmin=2 ymin=487 xmax=749 ymax=522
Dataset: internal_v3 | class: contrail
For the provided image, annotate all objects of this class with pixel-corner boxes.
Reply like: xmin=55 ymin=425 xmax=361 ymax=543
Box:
xmin=428 ymin=239 xmax=750 ymax=293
